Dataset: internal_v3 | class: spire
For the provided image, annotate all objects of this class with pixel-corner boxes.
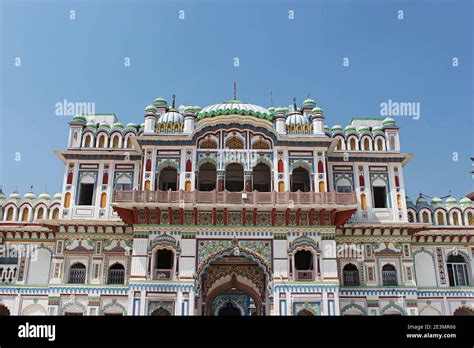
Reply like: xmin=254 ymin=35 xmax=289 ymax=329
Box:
xmin=270 ymin=90 xmax=273 ymax=107
xmin=233 ymin=81 xmax=237 ymax=101
xmin=171 ymin=95 xmax=176 ymax=109
xmin=293 ymin=97 xmax=298 ymax=112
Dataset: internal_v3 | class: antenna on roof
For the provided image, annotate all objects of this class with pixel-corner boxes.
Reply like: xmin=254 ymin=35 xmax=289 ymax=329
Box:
xmin=172 ymin=95 xmax=176 ymax=109
xmin=307 ymin=92 xmax=311 ymax=99
xmin=30 ymin=185 xmax=33 ymax=192
xmin=293 ymin=97 xmax=298 ymax=112
xmin=270 ymin=90 xmax=273 ymax=107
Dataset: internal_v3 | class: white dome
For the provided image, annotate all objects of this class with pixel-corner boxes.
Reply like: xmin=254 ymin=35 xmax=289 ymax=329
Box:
xmin=24 ymin=192 xmax=36 ymax=200
xmin=39 ymin=193 xmax=52 ymax=200
xmin=286 ymin=112 xmax=309 ymax=125
xmin=158 ymin=110 xmax=184 ymax=124
xmin=197 ymin=101 xmax=273 ymax=120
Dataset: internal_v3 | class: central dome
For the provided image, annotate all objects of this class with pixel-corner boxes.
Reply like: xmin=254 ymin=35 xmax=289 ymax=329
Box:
xmin=197 ymin=100 xmax=273 ymax=121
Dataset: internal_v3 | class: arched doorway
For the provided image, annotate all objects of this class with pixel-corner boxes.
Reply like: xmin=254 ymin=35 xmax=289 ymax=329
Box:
xmin=291 ymin=167 xmax=310 ymax=192
xmin=225 ymin=163 xmax=244 ymax=192
xmin=151 ymin=307 xmax=172 ymax=316
xmin=0 ymin=304 xmax=10 ymax=316
xmin=252 ymin=163 xmax=271 ymax=192
xmin=217 ymin=301 xmax=242 ymax=316
xmin=453 ymin=306 xmax=474 ymax=316
xmin=157 ymin=167 xmax=178 ymax=191
xmin=197 ymin=163 xmax=217 ymax=191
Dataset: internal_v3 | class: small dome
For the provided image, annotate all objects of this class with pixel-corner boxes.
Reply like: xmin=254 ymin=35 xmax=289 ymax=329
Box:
xmin=312 ymin=106 xmax=324 ymax=114
xmin=331 ymin=125 xmax=343 ymax=133
xmin=113 ymin=122 xmax=124 ymax=129
xmin=53 ymin=192 xmax=62 ymax=200
xmin=126 ymin=123 xmax=138 ymax=129
xmin=158 ymin=110 xmax=184 ymax=124
xmin=372 ymin=126 xmax=384 ymax=133
xmin=198 ymin=101 xmax=273 ymax=121
xmin=153 ymin=97 xmax=168 ymax=106
xmin=302 ymin=98 xmax=316 ymax=108
xmin=417 ymin=198 xmax=428 ymax=206
xmin=275 ymin=107 xmax=289 ymax=114
xmin=405 ymin=196 xmax=413 ymax=204
xmin=382 ymin=117 xmax=396 ymax=126
xmin=139 ymin=123 xmax=145 ymax=129
xmin=345 ymin=125 xmax=357 ymax=133
xmin=357 ymin=126 xmax=370 ymax=133
xmin=431 ymin=197 xmax=443 ymax=205
xmin=72 ymin=115 xmax=87 ymax=123
xmin=24 ymin=192 xmax=36 ymax=200
xmin=98 ymin=122 xmax=110 ymax=129
xmin=459 ymin=197 xmax=472 ymax=205
xmin=86 ymin=122 xmax=97 ymax=129
xmin=38 ymin=193 xmax=52 ymax=200
xmin=286 ymin=112 xmax=309 ymax=126
xmin=9 ymin=192 xmax=21 ymax=200
xmin=445 ymin=197 xmax=457 ymax=205
xmin=184 ymin=106 xmax=201 ymax=114
xmin=145 ymin=105 xmax=157 ymax=114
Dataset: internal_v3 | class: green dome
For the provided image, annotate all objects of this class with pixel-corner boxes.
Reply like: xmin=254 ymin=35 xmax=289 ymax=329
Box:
xmin=417 ymin=199 xmax=428 ymax=206
xmin=24 ymin=192 xmax=36 ymax=200
xmin=153 ymin=97 xmax=168 ymax=106
xmin=302 ymin=98 xmax=316 ymax=107
xmin=312 ymin=106 xmax=324 ymax=114
xmin=431 ymin=197 xmax=443 ymax=205
xmin=145 ymin=105 xmax=157 ymax=114
xmin=331 ymin=125 xmax=343 ymax=132
xmin=139 ymin=123 xmax=145 ymax=129
xmin=53 ymin=192 xmax=62 ymax=200
xmin=38 ymin=193 xmax=52 ymax=200
xmin=113 ymin=122 xmax=124 ymax=129
xmin=197 ymin=101 xmax=274 ymax=121
xmin=275 ymin=107 xmax=289 ymax=114
xmin=445 ymin=197 xmax=457 ymax=205
xmin=357 ymin=126 xmax=370 ymax=133
xmin=9 ymin=192 xmax=21 ymax=200
xmin=459 ymin=197 xmax=472 ymax=205
xmin=72 ymin=115 xmax=87 ymax=123
xmin=372 ymin=126 xmax=384 ymax=133
xmin=98 ymin=122 xmax=110 ymax=129
xmin=382 ymin=117 xmax=396 ymax=126
xmin=268 ymin=107 xmax=276 ymax=113
xmin=345 ymin=125 xmax=357 ymax=133
xmin=86 ymin=122 xmax=97 ymax=129
xmin=126 ymin=123 xmax=138 ymax=129
xmin=405 ymin=196 xmax=413 ymax=204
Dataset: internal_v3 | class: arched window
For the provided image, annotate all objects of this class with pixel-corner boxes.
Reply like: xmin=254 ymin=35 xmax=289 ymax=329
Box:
xmin=359 ymin=175 xmax=365 ymax=188
xmin=98 ymin=135 xmax=106 ymax=148
xmin=382 ymin=264 xmax=398 ymax=286
xmin=225 ymin=163 xmax=244 ymax=192
xmin=198 ymin=163 xmax=217 ymax=191
xmin=376 ymin=137 xmax=384 ymax=151
xmin=52 ymin=208 xmax=59 ymax=219
xmin=68 ymin=263 xmax=86 ymax=284
xmin=363 ymin=138 xmax=370 ymax=151
xmin=317 ymin=161 xmax=324 ymax=174
xmin=111 ymin=135 xmax=120 ymax=148
xmin=447 ymin=254 xmax=469 ymax=287
xmin=154 ymin=249 xmax=174 ymax=280
xmin=294 ymin=250 xmax=315 ymax=281
xmin=151 ymin=307 xmax=171 ymax=316
xmin=5 ymin=207 xmax=15 ymax=221
xmin=252 ymin=163 xmax=271 ymax=192
xmin=335 ymin=137 xmax=344 ymax=150
xmin=467 ymin=211 xmax=474 ymax=226
xmin=83 ymin=134 xmax=93 ymax=148
xmin=421 ymin=211 xmax=430 ymax=223
xmin=225 ymin=137 xmax=244 ymax=149
xmin=107 ymin=263 xmax=125 ymax=284
xmin=200 ymin=139 xmax=217 ymax=149
xmin=297 ymin=309 xmax=314 ymax=316
xmin=157 ymin=167 xmax=178 ymax=191
xmin=389 ymin=135 xmax=396 ymax=150
xmin=437 ymin=211 xmax=445 ymax=225
xmin=277 ymin=160 xmax=284 ymax=173
xmin=21 ymin=207 xmax=30 ymax=222
xmin=335 ymin=177 xmax=352 ymax=193
xmin=126 ymin=136 xmax=133 ymax=148
xmin=291 ymin=167 xmax=310 ymax=192
xmin=407 ymin=211 xmax=415 ymax=223
xmin=37 ymin=207 xmax=45 ymax=220
xmin=349 ymin=138 xmax=357 ymax=151
xmin=372 ymin=177 xmax=388 ymax=208
xmin=452 ymin=211 xmax=460 ymax=226
xmin=252 ymin=140 xmax=270 ymax=150
xmin=342 ymin=264 xmax=360 ymax=286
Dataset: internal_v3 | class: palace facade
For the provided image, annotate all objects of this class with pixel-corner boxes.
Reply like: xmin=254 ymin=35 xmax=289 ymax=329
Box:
xmin=0 ymin=96 xmax=473 ymax=316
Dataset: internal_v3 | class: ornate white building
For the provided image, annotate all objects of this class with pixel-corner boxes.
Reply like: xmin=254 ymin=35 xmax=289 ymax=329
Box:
xmin=0 ymin=95 xmax=472 ymax=316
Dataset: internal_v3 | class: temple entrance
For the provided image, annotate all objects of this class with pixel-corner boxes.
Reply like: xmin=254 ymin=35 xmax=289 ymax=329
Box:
xmin=199 ymin=255 xmax=268 ymax=316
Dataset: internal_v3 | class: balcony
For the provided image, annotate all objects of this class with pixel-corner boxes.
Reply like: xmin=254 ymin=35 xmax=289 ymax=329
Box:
xmin=343 ymin=271 xmax=360 ymax=286
xmin=0 ymin=265 xmax=18 ymax=284
xmin=112 ymin=190 xmax=356 ymax=206
xmin=382 ymin=271 xmax=398 ymax=286
xmin=107 ymin=269 xmax=125 ymax=284
xmin=153 ymin=269 xmax=172 ymax=280
xmin=68 ymin=269 xmax=86 ymax=284
xmin=295 ymin=270 xmax=315 ymax=281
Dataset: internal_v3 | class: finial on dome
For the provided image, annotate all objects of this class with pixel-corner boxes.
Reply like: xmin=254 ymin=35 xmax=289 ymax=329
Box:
xmin=293 ymin=97 xmax=298 ymax=112
xmin=233 ymin=81 xmax=237 ymax=101
xmin=171 ymin=95 xmax=176 ymax=109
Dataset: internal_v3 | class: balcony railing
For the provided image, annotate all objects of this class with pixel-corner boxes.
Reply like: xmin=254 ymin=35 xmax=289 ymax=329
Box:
xmin=382 ymin=271 xmax=398 ymax=286
xmin=68 ymin=269 xmax=86 ymax=284
xmin=153 ymin=269 xmax=172 ymax=280
xmin=0 ymin=265 xmax=18 ymax=284
xmin=113 ymin=190 xmax=356 ymax=206
xmin=295 ymin=270 xmax=315 ymax=281
xmin=343 ymin=271 xmax=360 ymax=286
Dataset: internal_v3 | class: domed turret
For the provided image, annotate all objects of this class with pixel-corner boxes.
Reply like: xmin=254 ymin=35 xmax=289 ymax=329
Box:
xmin=9 ymin=192 xmax=21 ymax=200
xmin=98 ymin=122 xmax=110 ymax=130
xmin=126 ymin=123 xmax=138 ymax=129
xmin=113 ymin=122 xmax=124 ymax=129
xmin=86 ymin=122 xmax=97 ymax=129
xmin=445 ymin=197 xmax=457 ymax=205
xmin=331 ymin=125 xmax=343 ymax=133
xmin=53 ymin=192 xmax=62 ymax=200
xmin=72 ymin=115 xmax=87 ymax=123
xmin=286 ymin=112 xmax=309 ymax=126
xmin=459 ymin=197 xmax=472 ymax=205
xmin=38 ymin=192 xmax=52 ymax=200
xmin=158 ymin=110 xmax=184 ymax=124
xmin=382 ymin=117 xmax=396 ymax=127
xmin=357 ymin=125 xmax=370 ymax=133
xmin=153 ymin=97 xmax=168 ymax=107
xmin=24 ymin=192 xmax=36 ymax=200
xmin=431 ymin=197 xmax=443 ymax=205
xmin=372 ymin=125 xmax=384 ymax=133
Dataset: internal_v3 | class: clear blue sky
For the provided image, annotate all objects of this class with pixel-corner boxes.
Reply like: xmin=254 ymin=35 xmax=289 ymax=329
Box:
xmin=1 ymin=0 xmax=472 ymax=198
